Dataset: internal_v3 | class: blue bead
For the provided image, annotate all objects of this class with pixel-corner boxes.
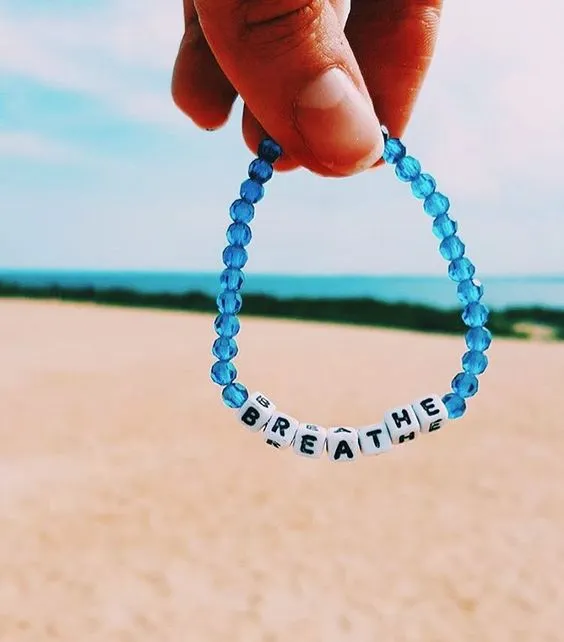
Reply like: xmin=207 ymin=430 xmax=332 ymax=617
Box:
xmin=452 ymin=372 xmax=479 ymax=398
xmin=214 ymin=313 xmax=240 ymax=338
xmin=432 ymin=215 xmax=458 ymax=240
xmin=229 ymin=199 xmax=255 ymax=224
xmin=411 ymin=173 xmax=436 ymax=199
xmin=220 ymin=268 xmax=245 ymax=291
xmin=240 ymin=179 xmax=264 ymax=204
xmin=462 ymin=350 xmax=489 ymax=375
xmin=465 ymin=327 xmax=492 ymax=352
xmin=227 ymin=223 xmax=252 ymax=247
xmin=462 ymin=302 xmax=490 ymax=328
xmin=440 ymin=235 xmax=466 ymax=261
xmin=448 ymin=257 xmax=475 ymax=282
xmin=217 ymin=290 xmax=242 ymax=314
xmin=424 ymin=192 xmax=450 ymax=217
xmin=211 ymin=360 xmax=237 ymax=386
xmin=212 ymin=337 xmax=238 ymax=361
xmin=248 ymin=158 xmax=273 ymax=184
xmin=457 ymin=279 xmax=484 ymax=305
xmin=442 ymin=393 xmax=467 ymax=419
xmin=222 ymin=382 xmax=249 ymax=409
xmin=222 ymin=245 xmax=248 ymax=269
xmin=258 ymin=138 xmax=282 ymax=163
xmin=395 ymin=156 xmax=421 ymax=182
xmin=382 ymin=138 xmax=406 ymax=164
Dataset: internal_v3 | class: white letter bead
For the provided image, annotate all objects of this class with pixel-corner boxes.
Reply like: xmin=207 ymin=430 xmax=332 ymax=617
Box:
xmin=327 ymin=427 xmax=360 ymax=463
xmin=293 ymin=423 xmax=327 ymax=459
xmin=412 ymin=395 xmax=449 ymax=433
xmin=236 ymin=392 xmax=275 ymax=433
xmin=358 ymin=424 xmax=393 ymax=456
xmin=263 ymin=412 xmax=298 ymax=449
xmin=384 ymin=405 xmax=420 ymax=445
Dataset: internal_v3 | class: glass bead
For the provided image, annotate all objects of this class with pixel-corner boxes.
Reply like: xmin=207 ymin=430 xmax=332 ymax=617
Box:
xmin=448 ymin=257 xmax=475 ymax=283
xmin=442 ymin=393 xmax=467 ymax=419
xmin=217 ymin=290 xmax=242 ymax=314
xmin=452 ymin=372 xmax=479 ymax=398
xmin=432 ymin=215 xmax=457 ymax=240
xmin=465 ymin=326 xmax=492 ymax=352
xmin=383 ymin=138 xmax=406 ymax=164
xmin=411 ymin=173 xmax=436 ymax=199
xmin=211 ymin=360 xmax=237 ymax=386
xmin=395 ymin=156 xmax=421 ymax=182
xmin=457 ymin=278 xmax=484 ymax=305
xmin=227 ymin=223 xmax=252 ymax=247
xmin=462 ymin=350 xmax=489 ymax=375
xmin=229 ymin=199 xmax=255 ymax=224
xmin=424 ymin=192 xmax=450 ymax=217
xmin=440 ymin=235 xmax=466 ymax=261
xmin=212 ymin=336 xmax=238 ymax=361
xmin=248 ymin=158 xmax=273 ymax=184
xmin=462 ymin=302 xmax=490 ymax=328
xmin=222 ymin=245 xmax=248 ymax=269
xmin=258 ymin=138 xmax=282 ymax=163
xmin=222 ymin=382 xmax=249 ymax=409
xmin=240 ymin=179 xmax=264 ymax=204
xmin=220 ymin=267 xmax=244 ymax=291
xmin=214 ymin=313 xmax=240 ymax=338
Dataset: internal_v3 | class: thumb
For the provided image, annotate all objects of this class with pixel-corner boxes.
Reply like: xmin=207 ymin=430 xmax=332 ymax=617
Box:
xmin=194 ymin=0 xmax=384 ymax=176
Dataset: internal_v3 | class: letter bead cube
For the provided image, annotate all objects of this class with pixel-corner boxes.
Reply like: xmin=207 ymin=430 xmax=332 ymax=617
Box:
xmin=293 ymin=423 xmax=327 ymax=459
xmin=358 ymin=423 xmax=393 ymax=456
xmin=236 ymin=392 xmax=275 ymax=433
xmin=384 ymin=405 xmax=420 ymax=445
xmin=412 ymin=394 xmax=449 ymax=433
xmin=327 ymin=427 xmax=360 ymax=463
xmin=263 ymin=411 xmax=298 ymax=449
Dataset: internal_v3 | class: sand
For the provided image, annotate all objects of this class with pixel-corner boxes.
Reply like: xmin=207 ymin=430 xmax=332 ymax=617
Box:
xmin=0 ymin=300 xmax=563 ymax=642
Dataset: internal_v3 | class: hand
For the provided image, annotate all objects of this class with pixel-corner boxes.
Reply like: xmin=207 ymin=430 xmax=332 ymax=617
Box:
xmin=172 ymin=0 xmax=442 ymax=177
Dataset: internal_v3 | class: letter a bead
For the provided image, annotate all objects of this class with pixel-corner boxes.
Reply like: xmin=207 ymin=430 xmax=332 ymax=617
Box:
xmin=237 ymin=391 xmax=275 ymax=433
xmin=358 ymin=424 xmax=393 ymax=456
xmin=384 ymin=405 xmax=420 ymax=445
xmin=327 ymin=427 xmax=360 ymax=462
xmin=293 ymin=423 xmax=327 ymax=459
xmin=412 ymin=395 xmax=449 ymax=433
xmin=263 ymin=412 xmax=298 ymax=449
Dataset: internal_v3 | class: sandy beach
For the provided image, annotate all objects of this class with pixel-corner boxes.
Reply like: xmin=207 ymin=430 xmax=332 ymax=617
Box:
xmin=0 ymin=299 xmax=563 ymax=642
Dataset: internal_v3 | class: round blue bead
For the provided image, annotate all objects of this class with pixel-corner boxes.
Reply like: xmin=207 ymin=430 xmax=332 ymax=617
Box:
xmin=211 ymin=360 xmax=237 ymax=386
xmin=222 ymin=245 xmax=248 ymax=269
xmin=248 ymin=158 xmax=273 ymax=184
xmin=462 ymin=302 xmax=490 ymax=328
xmin=411 ymin=173 xmax=436 ymax=199
xmin=432 ymin=215 xmax=458 ymax=240
xmin=217 ymin=290 xmax=242 ymax=314
xmin=220 ymin=267 xmax=244 ymax=291
xmin=229 ymin=199 xmax=255 ymax=224
xmin=440 ymin=235 xmax=466 ymax=261
xmin=214 ymin=313 xmax=240 ymax=338
xmin=462 ymin=350 xmax=489 ymax=375
xmin=457 ymin=279 xmax=484 ymax=305
xmin=227 ymin=223 xmax=252 ymax=247
xmin=395 ymin=156 xmax=421 ymax=182
xmin=424 ymin=192 xmax=450 ymax=217
xmin=448 ymin=257 xmax=475 ymax=283
xmin=465 ymin=326 xmax=492 ymax=352
xmin=258 ymin=138 xmax=282 ymax=163
xmin=212 ymin=337 xmax=238 ymax=361
xmin=442 ymin=393 xmax=467 ymax=419
xmin=383 ymin=138 xmax=406 ymax=164
xmin=240 ymin=179 xmax=264 ymax=204
xmin=222 ymin=382 xmax=249 ymax=409
xmin=452 ymin=372 xmax=479 ymax=398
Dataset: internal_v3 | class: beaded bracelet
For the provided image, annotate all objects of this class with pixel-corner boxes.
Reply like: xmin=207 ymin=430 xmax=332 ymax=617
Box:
xmin=209 ymin=130 xmax=492 ymax=462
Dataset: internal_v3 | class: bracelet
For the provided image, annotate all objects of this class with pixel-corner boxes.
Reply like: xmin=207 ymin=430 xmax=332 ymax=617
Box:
xmin=209 ymin=131 xmax=492 ymax=462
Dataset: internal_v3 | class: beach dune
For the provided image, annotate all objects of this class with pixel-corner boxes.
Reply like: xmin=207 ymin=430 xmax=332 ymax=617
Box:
xmin=0 ymin=300 xmax=563 ymax=642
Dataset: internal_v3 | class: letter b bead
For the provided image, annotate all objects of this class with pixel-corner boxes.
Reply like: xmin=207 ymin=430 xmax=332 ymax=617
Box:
xmin=384 ymin=405 xmax=420 ymax=445
xmin=412 ymin=394 xmax=448 ymax=433
xmin=237 ymin=391 xmax=275 ymax=433
xmin=293 ymin=423 xmax=327 ymax=459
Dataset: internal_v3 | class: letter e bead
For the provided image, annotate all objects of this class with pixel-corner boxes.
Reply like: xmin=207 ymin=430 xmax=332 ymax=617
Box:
xmin=237 ymin=392 xmax=275 ymax=433
xmin=293 ymin=423 xmax=327 ymax=459
xmin=412 ymin=394 xmax=448 ymax=433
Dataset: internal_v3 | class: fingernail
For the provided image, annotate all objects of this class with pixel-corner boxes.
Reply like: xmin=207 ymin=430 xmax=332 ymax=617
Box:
xmin=295 ymin=68 xmax=383 ymax=175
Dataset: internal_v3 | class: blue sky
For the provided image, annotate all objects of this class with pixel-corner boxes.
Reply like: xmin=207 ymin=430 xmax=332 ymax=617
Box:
xmin=0 ymin=0 xmax=563 ymax=275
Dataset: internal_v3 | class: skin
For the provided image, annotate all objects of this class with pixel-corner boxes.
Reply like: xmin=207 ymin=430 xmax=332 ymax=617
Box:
xmin=172 ymin=0 xmax=442 ymax=177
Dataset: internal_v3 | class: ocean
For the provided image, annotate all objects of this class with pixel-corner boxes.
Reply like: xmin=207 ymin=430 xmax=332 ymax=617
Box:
xmin=0 ymin=270 xmax=562 ymax=310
